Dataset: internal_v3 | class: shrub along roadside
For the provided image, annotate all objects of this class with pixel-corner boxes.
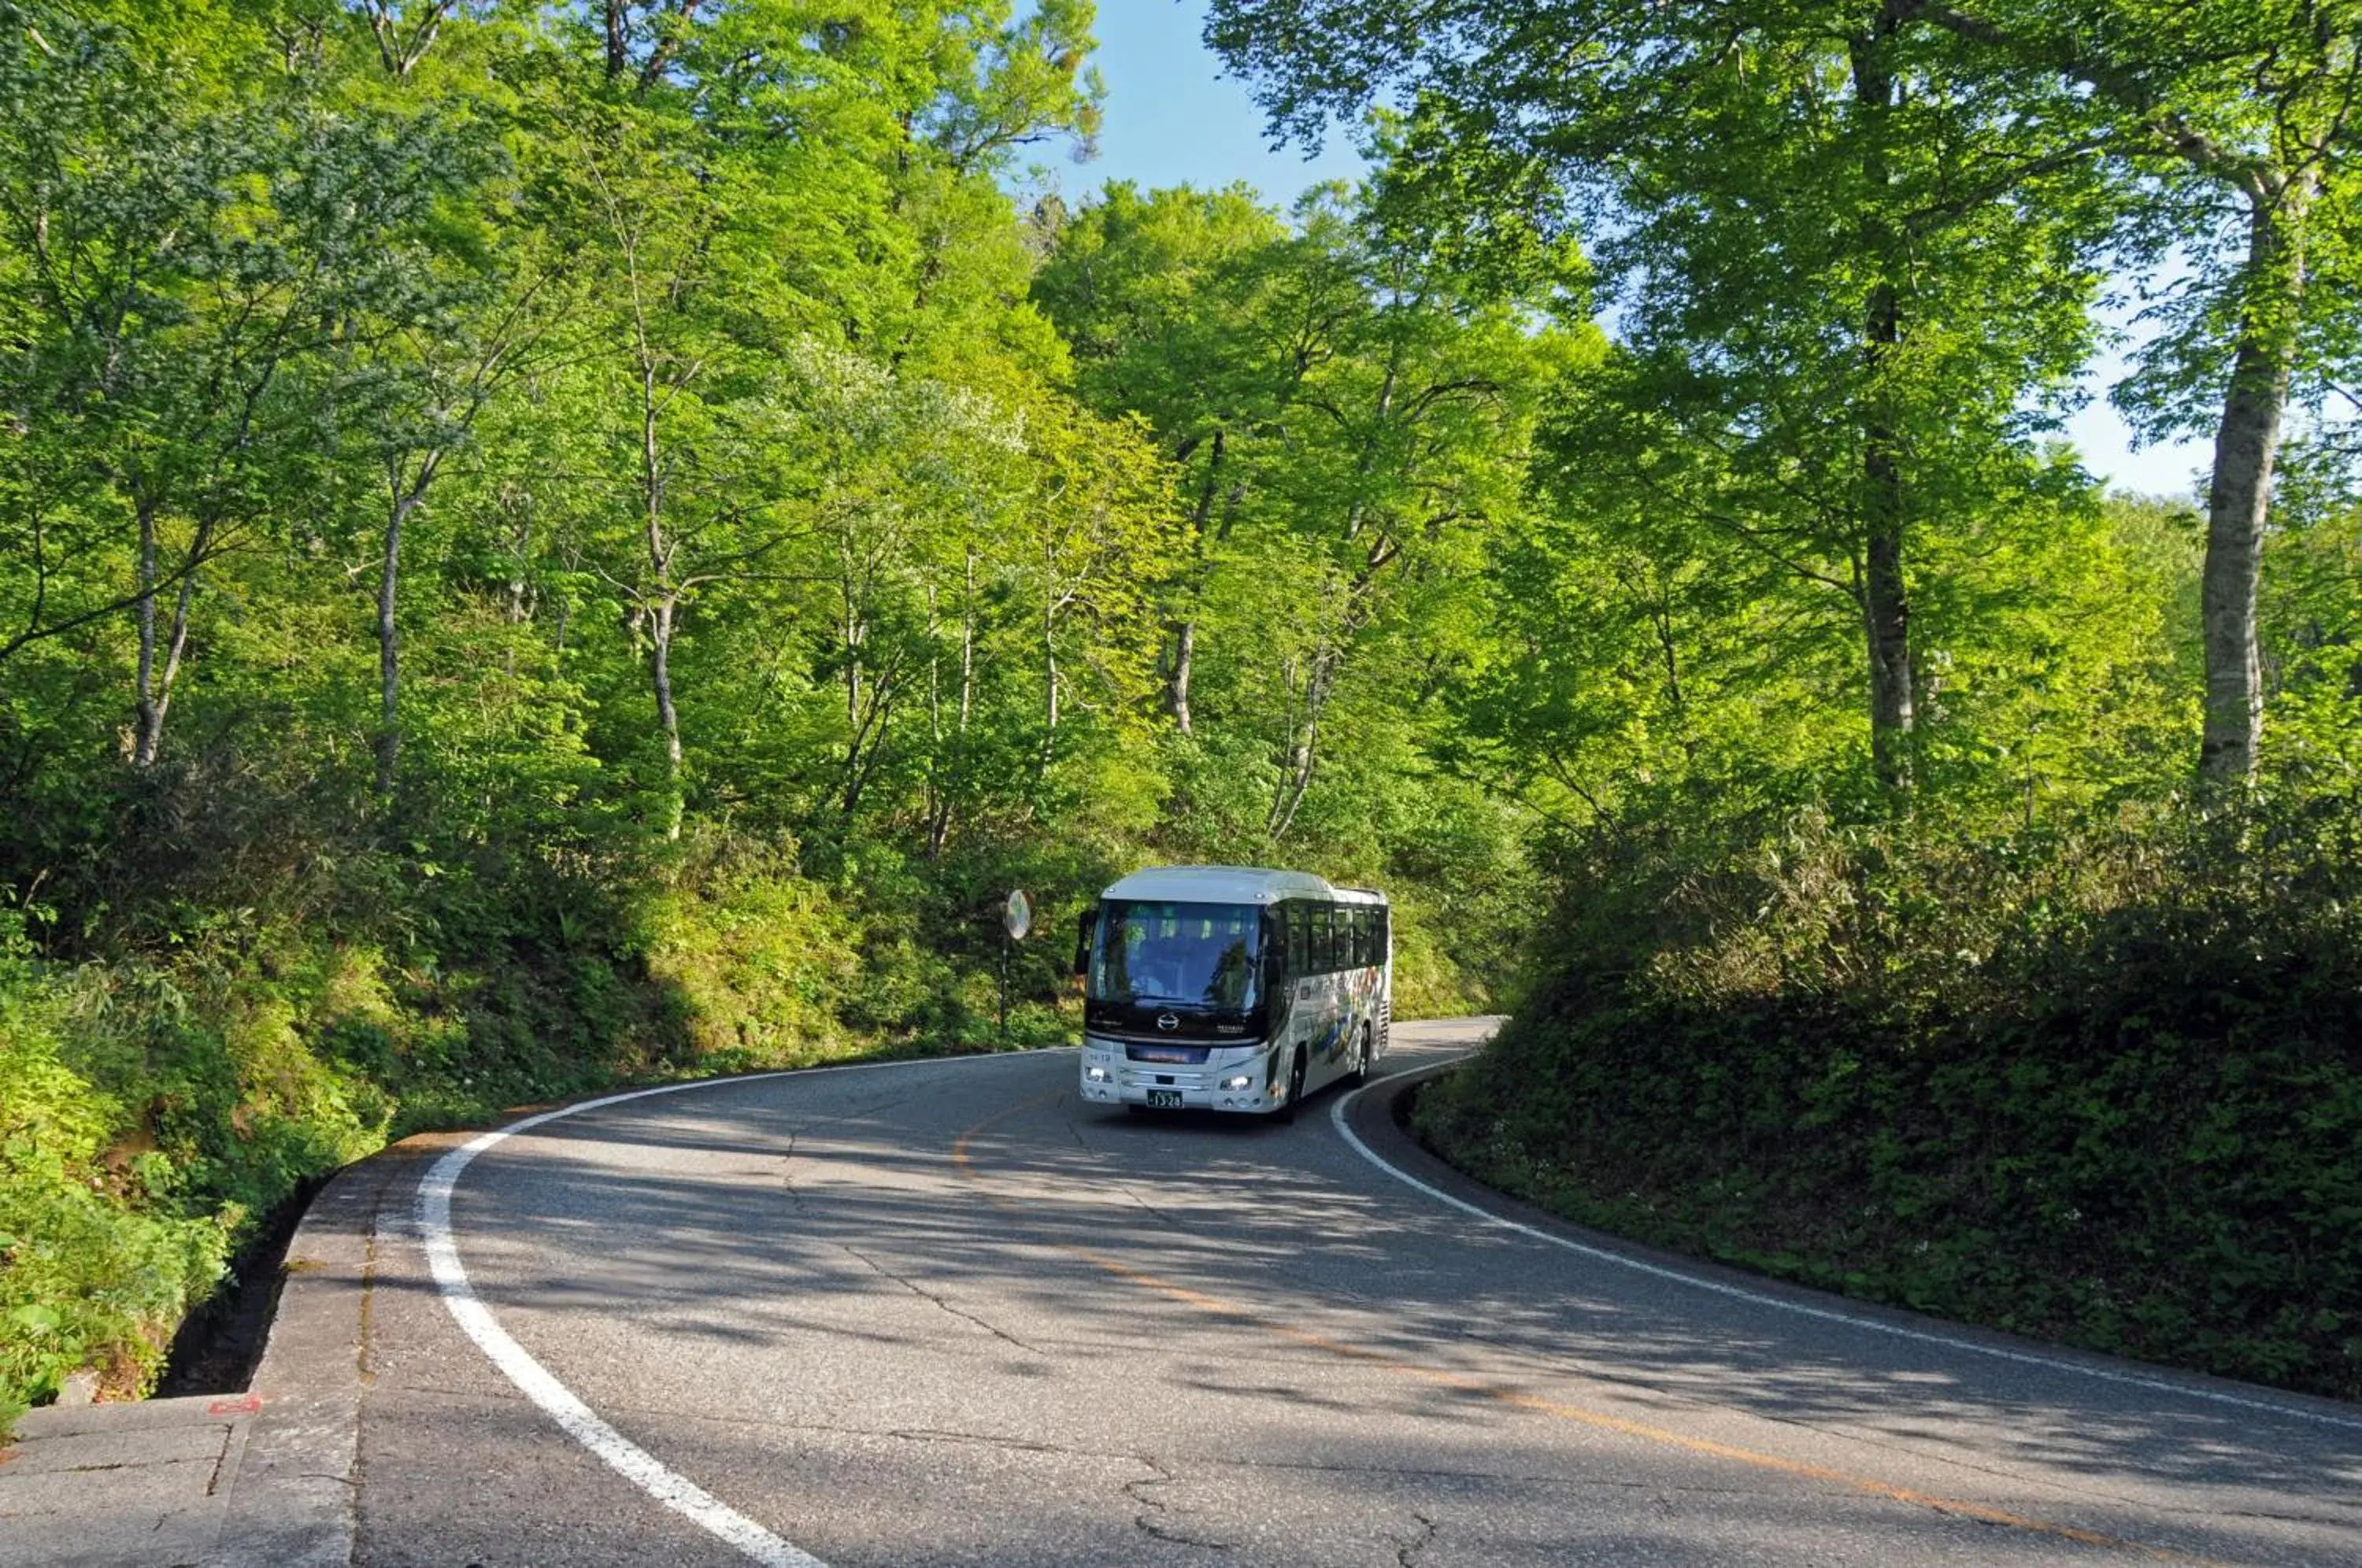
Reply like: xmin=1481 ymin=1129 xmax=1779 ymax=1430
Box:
xmin=1 ymin=928 xmax=230 ymax=1426
xmin=1410 ymin=798 xmax=2362 ymax=1403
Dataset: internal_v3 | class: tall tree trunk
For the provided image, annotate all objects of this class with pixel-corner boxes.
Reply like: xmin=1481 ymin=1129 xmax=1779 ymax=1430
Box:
xmin=1853 ymin=25 xmax=1913 ymax=792
xmin=960 ymin=549 xmax=976 ymax=732
xmin=132 ymin=497 xmax=204 ymax=770
xmin=374 ymin=485 xmax=428 ymax=797
xmin=924 ymin=584 xmax=943 ymax=857
xmin=604 ymin=0 xmax=628 ymax=78
xmin=133 ymin=497 xmax=161 ymax=767
xmin=1167 ymin=619 xmax=1195 ymax=736
xmin=650 ymin=596 xmax=683 ymax=840
xmin=1861 ymin=431 xmax=1913 ymax=790
xmin=2198 ymin=190 xmax=2305 ymax=792
xmin=151 ymin=571 xmax=197 ymax=767
xmin=843 ymin=597 xmax=862 ymax=735
xmin=1043 ymin=557 xmax=1063 ymax=738
xmin=1163 ymin=430 xmax=1228 ymax=734
xmin=916 ymin=555 xmax=964 ymax=860
xmin=637 ymin=357 xmax=685 ymax=840
xmin=1268 ymin=642 xmax=1341 ymax=841
xmin=1043 ymin=620 xmax=1060 ymax=734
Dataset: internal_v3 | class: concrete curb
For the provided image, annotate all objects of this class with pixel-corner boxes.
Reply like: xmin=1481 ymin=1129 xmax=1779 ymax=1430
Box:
xmin=201 ymin=1138 xmax=430 ymax=1568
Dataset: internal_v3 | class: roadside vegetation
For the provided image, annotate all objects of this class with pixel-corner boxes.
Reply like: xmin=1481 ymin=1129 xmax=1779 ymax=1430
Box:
xmin=3 ymin=0 xmax=2358 ymax=1433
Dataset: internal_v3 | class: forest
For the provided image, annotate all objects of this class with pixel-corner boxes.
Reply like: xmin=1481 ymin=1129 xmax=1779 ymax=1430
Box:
xmin=2 ymin=0 xmax=2359 ymax=1427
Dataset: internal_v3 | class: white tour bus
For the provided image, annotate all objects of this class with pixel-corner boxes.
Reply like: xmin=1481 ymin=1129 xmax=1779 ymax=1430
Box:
xmin=1073 ymin=865 xmax=1391 ymax=1119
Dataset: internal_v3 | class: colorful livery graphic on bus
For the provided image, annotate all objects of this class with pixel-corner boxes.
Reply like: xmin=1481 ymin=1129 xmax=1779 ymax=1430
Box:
xmin=1074 ymin=866 xmax=1391 ymax=1119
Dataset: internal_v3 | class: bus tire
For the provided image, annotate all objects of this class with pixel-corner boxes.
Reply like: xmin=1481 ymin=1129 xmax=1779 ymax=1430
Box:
xmin=1275 ymin=1050 xmax=1305 ymax=1124
xmin=1349 ymin=1023 xmax=1372 ymax=1085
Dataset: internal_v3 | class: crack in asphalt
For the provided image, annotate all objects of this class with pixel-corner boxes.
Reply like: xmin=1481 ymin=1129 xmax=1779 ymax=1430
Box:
xmin=1053 ymin=1106 xmax=1246 ymax=1241
xmin=882 ymin=1426 xmax=1076 ymax=1455
xmin=836 ymin=1242 xmax=1042 ymax=1353
xmin=1392 ymin=1508 xmax=1438 ymax=1568
xmin=1125 ymin=1453 xmax=1236 ymax=1553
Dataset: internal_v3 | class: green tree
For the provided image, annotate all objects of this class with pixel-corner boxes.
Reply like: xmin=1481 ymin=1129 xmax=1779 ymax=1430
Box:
xmin=1208 ymin=1 xmax=2117 ymax=792
xmin=1901 ymin=0 xmax=2362 ymax=790
xmin=1210 ymin=0 xmax=2362 ymax=790
xmin=1038 ymin=170 xmax=1571 ymax=843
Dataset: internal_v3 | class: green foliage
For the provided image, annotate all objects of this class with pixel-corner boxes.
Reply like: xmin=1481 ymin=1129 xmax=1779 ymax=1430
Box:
xmin=639 ymin=836 xmax=863 ymax=1063
xmin=1415 ymin=793 xmax=2362 ymax=1400
xmin=0 ymin=913 xmax=229 ymax=1426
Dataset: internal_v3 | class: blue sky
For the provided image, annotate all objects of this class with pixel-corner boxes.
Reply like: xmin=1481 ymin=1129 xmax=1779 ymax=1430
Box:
xmin=1073 ymin=2 xmax=2209 ymax=499
xmin=1066 ymin=3 xmax=1363 ymax=206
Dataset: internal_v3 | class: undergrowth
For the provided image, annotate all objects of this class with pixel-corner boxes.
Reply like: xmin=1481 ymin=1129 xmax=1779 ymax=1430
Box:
xmin=1413 ymin=790 xmax=2362 ymax=1401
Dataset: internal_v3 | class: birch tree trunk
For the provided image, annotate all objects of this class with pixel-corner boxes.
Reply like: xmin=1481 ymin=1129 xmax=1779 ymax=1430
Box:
xmin=650 ymin=596 xmax=683 ymax=838
xmin=927 ymin=550 xmax=976 ymax=857
xmin=1268 ymin=634 xmax=1346 ymax=841
xmin=1167 ymin=619 xmax=1195 ymax=735
xmin=374 ymin=473 xmax=436 ymax=797
xmin=639 ymin=358 xmax=686 ymax=840
xmin=2198 ymin=187 xmax=2305 ymax=792
xmin=133 ymin=497 xmax=161 ymax=767
xmin=132 ymin=496 xmax=205 ymax=770
xmin=1043 ymin=594 xmax=1060 ymax=734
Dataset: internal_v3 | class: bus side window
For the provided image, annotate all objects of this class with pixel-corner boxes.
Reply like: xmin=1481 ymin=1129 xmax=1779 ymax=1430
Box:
xmin=1313 ymin=905 xmax=1335 ymax=973
xmin=1349 ymin=908 xmax=1368 ymax=968
xmin=1287 ymin=901 xmax=1309 ymax=977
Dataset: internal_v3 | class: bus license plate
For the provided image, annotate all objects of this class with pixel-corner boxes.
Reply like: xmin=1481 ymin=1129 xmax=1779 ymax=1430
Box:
xmin=1145 ymin=1090 xmax=1183 ymax=1109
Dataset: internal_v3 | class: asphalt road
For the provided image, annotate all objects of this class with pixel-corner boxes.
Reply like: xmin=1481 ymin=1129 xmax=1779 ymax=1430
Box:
xmin=353 ymin=1021 xmax=2362 ymax=1566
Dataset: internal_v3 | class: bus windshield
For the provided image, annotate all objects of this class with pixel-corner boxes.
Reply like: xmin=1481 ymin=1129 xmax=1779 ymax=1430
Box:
xmin=1090 ymin=900 xmax=1263 ymax=1011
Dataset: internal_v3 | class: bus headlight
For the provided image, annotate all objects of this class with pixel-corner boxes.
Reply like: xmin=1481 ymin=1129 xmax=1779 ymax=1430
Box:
xmin=1086 ymin=1064 xmax=1113 ymax=1082
xmin=1219 ymin=1073 xmax=1255 ymax=1090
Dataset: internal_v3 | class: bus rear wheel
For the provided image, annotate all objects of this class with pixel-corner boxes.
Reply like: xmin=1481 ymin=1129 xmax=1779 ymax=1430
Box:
xmin=1348 ymin=1023 xmax=1372 ymax=1084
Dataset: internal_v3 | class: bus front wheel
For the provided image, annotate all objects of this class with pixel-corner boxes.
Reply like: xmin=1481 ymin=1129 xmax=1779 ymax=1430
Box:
xmin=1275 ymin=1050 xmax=1306 ymax=1124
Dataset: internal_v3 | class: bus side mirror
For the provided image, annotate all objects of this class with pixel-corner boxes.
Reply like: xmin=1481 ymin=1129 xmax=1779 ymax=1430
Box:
xmin=1072 ymin=908 xmax=1095 ymax=978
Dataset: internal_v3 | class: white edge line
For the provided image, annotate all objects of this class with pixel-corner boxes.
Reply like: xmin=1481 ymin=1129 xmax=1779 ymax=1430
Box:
xmin=416 ymin=1048 xmax=1072 ymax=1568
xmin=1333 ymin=1056 xmax=2362 ymax=1436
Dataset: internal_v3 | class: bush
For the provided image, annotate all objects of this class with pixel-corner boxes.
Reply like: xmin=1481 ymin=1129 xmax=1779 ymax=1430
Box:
xmin=1 ymin=920 xmax=230 ymax=1427
xmin=1415 ymin=793 xmax=2362 ymax=1400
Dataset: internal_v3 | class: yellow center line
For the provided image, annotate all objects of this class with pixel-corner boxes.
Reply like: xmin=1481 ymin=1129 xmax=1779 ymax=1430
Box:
xmin=950 ymin=1089 xmax=2212 ymax=1564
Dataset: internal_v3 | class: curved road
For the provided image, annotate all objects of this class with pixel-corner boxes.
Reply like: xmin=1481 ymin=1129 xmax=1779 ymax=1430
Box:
xmin=354 ymin=1022 xmax=2362 ymax=1566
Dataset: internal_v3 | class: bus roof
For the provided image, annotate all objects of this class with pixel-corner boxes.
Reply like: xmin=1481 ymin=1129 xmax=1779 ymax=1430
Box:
xmin=1098 ymin=865 xmax=1386 ymax=906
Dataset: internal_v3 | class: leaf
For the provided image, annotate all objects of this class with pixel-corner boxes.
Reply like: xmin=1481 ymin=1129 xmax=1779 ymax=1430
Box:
xmin=7 ymin=1304 xmax=61 ymax=1333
